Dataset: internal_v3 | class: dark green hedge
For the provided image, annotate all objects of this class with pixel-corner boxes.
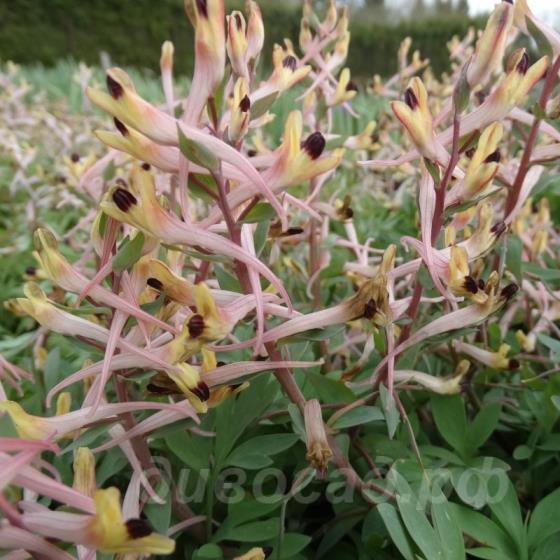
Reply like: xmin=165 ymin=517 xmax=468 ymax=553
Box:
xmin=0 ymin=0 xmax=485 ymax=77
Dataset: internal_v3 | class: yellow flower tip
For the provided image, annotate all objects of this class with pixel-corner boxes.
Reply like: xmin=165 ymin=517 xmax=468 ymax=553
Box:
xmin=55 ymin=392 xmax=72 ymax=416
xmin=234 ymin=547 xmax=270 ymax=560
xmin=169 ymin=363 xmax=210 ymax=413
xmin=0 ymin=401 xmax=49 ymax=440
xmin=160 ymin=40 xmax=174 ymax=71
xmin=89 ymin=488 xmax=175 ymax=554
xmin=73 ymin=447 xmax=97 ymax=498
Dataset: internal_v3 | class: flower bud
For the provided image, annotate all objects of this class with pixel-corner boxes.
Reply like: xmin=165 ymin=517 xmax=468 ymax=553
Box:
xmin=227 ymin=11 xmax=249 ymax=78
xmin=467 ymin=1 xmax=513 ymax=88
xmin=73 ymin=447 xmax=97 ymax=498
xmin=228 ymin=77 xmax=251 ymax=143
xmin=245 ymin=1 xmax=264 ymax=64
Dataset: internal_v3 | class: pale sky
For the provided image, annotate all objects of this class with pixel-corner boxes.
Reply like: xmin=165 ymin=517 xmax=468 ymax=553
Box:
xmin=469 ymin=0 xmax=560 ymax=18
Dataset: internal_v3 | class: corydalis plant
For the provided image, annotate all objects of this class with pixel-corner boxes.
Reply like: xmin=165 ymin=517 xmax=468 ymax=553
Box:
xmin=2 ymin=0 xmax=560 ymax=558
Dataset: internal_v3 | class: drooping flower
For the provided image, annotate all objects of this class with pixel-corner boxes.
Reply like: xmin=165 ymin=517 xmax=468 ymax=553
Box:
xmin=304 ymin=399 xmax=332 ymax=477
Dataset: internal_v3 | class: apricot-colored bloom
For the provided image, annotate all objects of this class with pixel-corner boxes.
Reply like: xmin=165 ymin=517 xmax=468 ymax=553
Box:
xmin=227 ymin=11 xmax=249 ymax=79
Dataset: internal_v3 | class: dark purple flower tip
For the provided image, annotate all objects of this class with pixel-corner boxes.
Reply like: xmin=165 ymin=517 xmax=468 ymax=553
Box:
xmin=508 ymin=358 xmax=520 ymax=369
xmin=477 ymin=278 xmax=486 ymax=290
xmin=196 ymin=0 xmax=208 ymax=18
xmin=234 ymin=12 xmax=243 ymax=30
xmin=404 ymin=87 xmax=419 ymax=110
xmin=500 ymin=283 xmax=519 ymax=300
xmin=363 ymin=298 xmax=377 ymax=319
xmin=188 ymin=314 xmax=205 ymax=338
xmin=491 ymin=222 xmax=507 ymax=237
xmin=114 ymin=117 xmax=128 ymax=136
xmin=239 ymin=94 xmax=251 ymax=113
xmin=503 ymin=0 xmax=513 ymax=5
xmin=346 ymin=80 xmax=358 ymax=92
xmin=112 ymin=188 xmax=138 ymax=212
xmin=463 ymin=276 xmax=479 ymax=294
xmin=141 ymin=162 xmax=151 ymax=171
xmin=126 ymin=518 xmax=153 ymax=539
xmin=263 ymin=547 xmax=274 ymax=558
xmin=282 ymin=227 xmax=304 ymax=236
xmin=70 ymin=153 xmax=80 ymax=163
xmin=147 ymin=277 xmax=163 ymax=290
xmin=302 ymin=131 xmax=326 ymax=160
xmin=282 ymin=55 xmax=297 ymax=71
xmin=484 ymin=149 xmax=501 ymax=163
xmin=106 ymin=74 xmax=124 ymax=99
xmin=25 ymin=266 xmax=37 ymax=276
xmin=516 ymin=52 xmax=530 ymax=75
xmin=191 ymin=381 xmax=210 ymax=402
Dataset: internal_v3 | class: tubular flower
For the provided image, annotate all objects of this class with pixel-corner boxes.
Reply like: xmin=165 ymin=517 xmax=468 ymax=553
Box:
xmin=455 ymin=341 xmax=519 ymax=370
xmin=87 ymin=68 xmax=283 ymax=212
xmin=327 ymin=67 xmax=358 ymax=107
xmin=245 ymin=0 xmax=264 ymax=65
xmin=391 ymin=77 xmax=448 ymax=163
xmin=446 ymin=123 xmax=503 ymax=207
xmin=0 ymin=400 xmax=186 ymax=441
xmin=227 ymin=11 xmax=249 ymax=79
xmin=394 ymin=360 xmax=470 ymax=394
xmin=100 ymin=164 xmax=292 ymax=307
xmin=228 ymin=77 xmax=251 ymax=143
xmin=32 ymin=228 xmax=175 ymax=333
xmin=184 ymin=0 xmax=225 ymax=121
xmin=447 ymin=246 xmax=488 ymax=304
xmin=359 ymin=274 xmax=520 ymax=386
xmin=304 ymin=399 xmax=332 ymax=477
xmin=467 ymin=1 xmax=514 ymax=89
xmin=261 ymin=110 xmax=341 ymax=187
xmin=265 ymin=45 xmax=311 ymax=94
xmin=344 ymin=121 xmax=378 ymax=150
xmin=23 ymin=487 xmax=175 ymax=554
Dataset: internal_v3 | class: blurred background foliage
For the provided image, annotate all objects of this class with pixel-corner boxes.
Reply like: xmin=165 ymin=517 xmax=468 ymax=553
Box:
xmin=0 ymin=0 xmax=484 ymax=79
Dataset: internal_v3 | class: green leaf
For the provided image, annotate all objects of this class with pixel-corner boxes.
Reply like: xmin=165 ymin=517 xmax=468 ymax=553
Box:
xmin=112 ymin=232 xmax=145 ymax=273
xmin=380 ymin=383 xmax=400 ymax=439
xmin=526 ymin=16 xmax=553 ymax=59
xmin=431 ymin=395 xmax=468 ymax=458
xmin=144 ymin=494 xmax=172 ymax=534
xmin=166 ymin=430 xmax=212 ymax=470
xmin=306 ymin=371 xmax=356 ymax=404
xmin=377 ymin=503 xmax=416 ymax=560
xmin=528 ymin=487 xmax=560 ymax=547
xmin=44 ymin=346 xmax=61 ymax=393
xmin=239 ymin=202 xmax=276 ymax=223
xmin=449 ymin=503 xmax=517 ymax=557
xmin=431 ymin=485 xmax=465 ymax=560
xmin=467 ymin=403 xmax=502 ymax=453
xmin=279 ymin=324 xmax=345 ymax=344
xmin=330 ymin=406 xmax=384 ymax=430
xmin=226 ymin=434 xmax=300 ymax=467
xmin=524 ymin=263 xmax=560 ymax=282
xmin=193 ymin=544 xmax=224 ymax=560
xmin=538 ymin=334 xmax=560 ymax=358
xmin=391 ymin=471 xmax=444 ymax=560
xmin=214 ymin=519 xmax=280 ymax=543
xmin=177 ymin=125 xmax=218 ymax=172
xmin=279 ymin=533 xmax=312 ymax=558
xmin=250 ymin=91 xmax=278 ymax=120
xmin=487 ymin=479 xmax=526 ymax=556
xmin=506 ymin=237 xmax=523 ymax=285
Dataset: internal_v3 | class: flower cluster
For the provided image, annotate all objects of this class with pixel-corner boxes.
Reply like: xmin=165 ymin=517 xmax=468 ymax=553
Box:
xmin=1 ymin=0 xmax=560 ymax=557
